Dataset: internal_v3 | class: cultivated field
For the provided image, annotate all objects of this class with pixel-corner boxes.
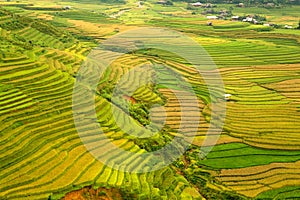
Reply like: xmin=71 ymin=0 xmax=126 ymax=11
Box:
xmin=0 ymin=0 xmax=299 ymax=199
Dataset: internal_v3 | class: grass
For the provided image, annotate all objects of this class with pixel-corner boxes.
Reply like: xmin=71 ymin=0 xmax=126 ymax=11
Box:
xmin=256 ymin=185 xmax=300 ymax=199
xmin=198 ymin=143 xmax=300 ymax=169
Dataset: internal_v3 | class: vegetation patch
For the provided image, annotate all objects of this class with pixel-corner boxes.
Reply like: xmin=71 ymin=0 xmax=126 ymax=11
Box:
xmin=198 ymin=143 xmax=300 ymax=169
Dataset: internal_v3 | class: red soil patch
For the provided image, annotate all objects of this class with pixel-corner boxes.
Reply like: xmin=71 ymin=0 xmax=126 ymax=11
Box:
xmin=62 ymin=186 xmax=123 ymax=200
xmin=123 ymin=95 xmax=137 ymax=104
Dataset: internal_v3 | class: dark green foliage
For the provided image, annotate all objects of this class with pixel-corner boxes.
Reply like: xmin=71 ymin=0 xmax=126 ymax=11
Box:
xmin=133 ymin=129 xmax=173 ymax=152
xmin=256 ymin=26 xmax=273 ymax=31
xmin=0 ymin=10 xmax=7 ymax=16
xmin=59 ymin=35 xmax=75 ymax=43
xmin=12 ymin=34 xmax=26 ymax=43
xmin=31 ymin=21 xmax=61 ymax=36
xmin=73 ymin=34 xmax=96 ymax=42
xmin=119 ymin=189 xmax=137 ymax=199
xmin=11 ymin=121 xmax=24 ymax=129
xmin=0 ymin=84 xmax=14 ymax=92
xmin=166 ymin=0 xmax=174 ymax=5
xmin=129 ymin=102 xmax=150 ymax=126
xmin=98 ymin=191 xmax=106 ymax=196
xmin=0 ymin=8 xmax=72 ymax=45
xmin=104 ymin=45 xmax=129 ymax=53
xmin=0 ymin=10 xmax=32 ymax=30
xmin=253 ymin=14 xmax=266 ymax=21
xmin=0 ymin=18 xmax=27 ymax=30
xmin=173 ymin=159 xmax=185 ymax=169
xmin=48 ymin=20 xmax=68 ymax=28
xmin=175 ymin=147 xmax=249 ymax=200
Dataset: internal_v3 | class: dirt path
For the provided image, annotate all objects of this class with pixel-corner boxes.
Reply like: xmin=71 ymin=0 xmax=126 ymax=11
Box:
xmin=110 ymin=8 xmax=131 ymax=18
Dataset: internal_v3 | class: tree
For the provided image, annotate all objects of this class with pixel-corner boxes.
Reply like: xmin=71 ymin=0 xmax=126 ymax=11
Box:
xmin=166 ymin=0 xmax=174 ymax=5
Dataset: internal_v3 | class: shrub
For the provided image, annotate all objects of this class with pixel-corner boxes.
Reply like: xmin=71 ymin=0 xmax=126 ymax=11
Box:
xmin=98 ymin=190 xmax=106 ymax=196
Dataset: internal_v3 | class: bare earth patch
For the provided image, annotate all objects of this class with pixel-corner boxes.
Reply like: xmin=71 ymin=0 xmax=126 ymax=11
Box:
xmin=62 ymin=186 xmax=123 ymax=200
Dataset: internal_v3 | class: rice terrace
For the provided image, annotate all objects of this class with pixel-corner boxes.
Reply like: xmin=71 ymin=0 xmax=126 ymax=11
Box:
xmin=0 ymin=0 xmax=300 ymax=199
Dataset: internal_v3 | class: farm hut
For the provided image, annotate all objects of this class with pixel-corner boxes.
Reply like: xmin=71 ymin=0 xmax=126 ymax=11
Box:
xmin=63 ymin=6 xmax=71 ymax=10
xmin=284 ymin=25 xmax=292 ymax=29
xmin=157 ymin=0 xmax=167 ymax=5
xmin=242 ymin=17 xmax=253 ymax=22
xmin=246 ymin=17 xmax=253 ymax=22
xmin=204 ymin=3 xmax=214 ymax=8
xmin=206 ymin=15 xmax=218 ymax=20
xmin=191 ymin=2 xmax=202 ymax=7
xmin=224 ymin=94 xmax=231 ymax=101
xmin=237 ymin=3 xmax=244 ymax=7
xmin=265 ymin=3 xmax=275 ymax=7
xmin=231 ymin=16 xmax=239 ymax=20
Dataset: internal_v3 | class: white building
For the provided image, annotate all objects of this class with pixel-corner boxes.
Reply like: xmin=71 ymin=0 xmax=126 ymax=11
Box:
xmin=207 ymin=16 xmax=218 ymax=20
xmin=231 ymin=16 xmax=239 ymax=20
xmin=245 ymin=17 xmax=253 ymax=22
xmin=224 ymin=94 xmax=232 ymax=101
xmin=284 ymin=25 xmax=292 ymax=29
xmin=191 ymin=2 xmax=202 ymax=6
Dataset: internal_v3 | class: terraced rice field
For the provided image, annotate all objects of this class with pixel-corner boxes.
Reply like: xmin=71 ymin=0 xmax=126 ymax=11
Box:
xmin=0 ymin=1 xmax=300 ymax=199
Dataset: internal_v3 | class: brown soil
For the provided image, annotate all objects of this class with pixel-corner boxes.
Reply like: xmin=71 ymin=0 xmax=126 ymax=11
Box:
xmin=62 ymin=186 xmax=123 ymax=200
xmin=123 ymin=95 xmax=137 ymax=104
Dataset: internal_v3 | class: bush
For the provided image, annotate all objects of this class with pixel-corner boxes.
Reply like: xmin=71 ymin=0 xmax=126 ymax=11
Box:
xmin=166 ymin=0 xmax=174 ymax=5
xmin=98 ymin=191 xmax=106 ymax=196
xmin=31 ymin=21 xmax=61 ymax=36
